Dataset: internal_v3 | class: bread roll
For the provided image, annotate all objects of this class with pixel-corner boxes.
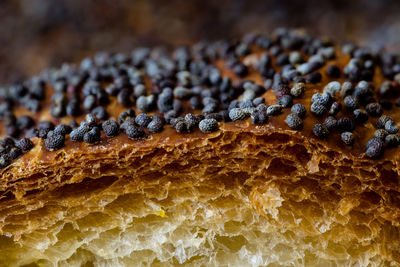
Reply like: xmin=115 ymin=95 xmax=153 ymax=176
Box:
xmin=0 ymin=29 xmax=399 ymax=266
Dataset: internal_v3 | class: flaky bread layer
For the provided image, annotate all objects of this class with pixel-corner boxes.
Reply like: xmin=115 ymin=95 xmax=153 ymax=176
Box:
xmin=0 ymin=126 xmax=399 ymax=266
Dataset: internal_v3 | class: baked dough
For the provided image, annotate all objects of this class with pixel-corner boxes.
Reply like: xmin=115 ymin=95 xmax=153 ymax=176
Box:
xmin=0 ymin=30 xmax=399 ymax=266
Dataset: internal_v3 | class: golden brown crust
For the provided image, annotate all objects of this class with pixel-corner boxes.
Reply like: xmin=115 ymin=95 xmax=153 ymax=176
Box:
xmin=1 ymin=41 xmax=400 ymax=266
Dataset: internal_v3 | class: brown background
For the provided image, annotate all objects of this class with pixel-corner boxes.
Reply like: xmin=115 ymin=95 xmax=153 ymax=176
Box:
xmin=1 ymin=0 xmax=399 ymax=84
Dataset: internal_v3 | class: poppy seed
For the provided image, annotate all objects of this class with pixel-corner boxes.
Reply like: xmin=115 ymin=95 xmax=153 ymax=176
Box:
xmin=285 ymin=113 xmax=303 ymax=130
xmin=45 ymin=134 xmax=65 ymax=151
xmin=102 ymin=120 xmax=120 ymax=137
xmin=341 ymin=132 xmax=354 ymax=145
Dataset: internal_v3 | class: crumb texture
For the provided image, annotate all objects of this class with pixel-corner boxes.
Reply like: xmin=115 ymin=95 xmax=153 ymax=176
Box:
xmin=0 ymin=129 xmax=399 ymax=267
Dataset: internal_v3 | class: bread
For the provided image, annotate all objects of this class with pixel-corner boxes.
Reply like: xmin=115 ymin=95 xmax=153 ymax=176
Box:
xmin=0 ymin=29 xmax=400 ymax=266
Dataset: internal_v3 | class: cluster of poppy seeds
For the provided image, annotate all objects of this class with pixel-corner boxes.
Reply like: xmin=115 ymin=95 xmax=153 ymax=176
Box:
xmin=1 ymin=28 xmax=400 ymax=168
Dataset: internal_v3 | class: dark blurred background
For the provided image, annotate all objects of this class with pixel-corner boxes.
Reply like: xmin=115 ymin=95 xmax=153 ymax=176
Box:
xmin=0 ymin=0 xmax=399 ymax=84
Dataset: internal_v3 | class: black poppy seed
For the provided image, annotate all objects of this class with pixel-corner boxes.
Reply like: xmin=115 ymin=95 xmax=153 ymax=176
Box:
xmin=365 ymin=138 xmax=384 ymax=158
xmin=313 ymin=124 xmax=330 ymax=139
xmin=102 ymin=120 xmax=120 ymax=137
xmin=174 ymin=120 xmax=188 ymax=133
xmin=83 ymin=127 xmax=101 ymax=144
xmin=353 ymin=109 xmax=368 ymax=124
xmin=344 ymin=96 xmax=358 ymax=111
xmin=54 ymin=124 xmax=72 ymax=136
xmin=157 ymin=90 xmax=173 ymax=113
xmin=15 ymin=138 xmax=33 ymax=152
xmin=45 ymin=134 xmax=65 ymax=151
xmin=8 ymin=147 xmax=22 ymax=160
xmin=376 ymin=115 xmax=393 ymax=129
xmin=66 ymin=101 xmax=80 ymax=117
xmin=25 ymin=128 xmax=38 ymax=138
xmin=38 ymin=127 xmax=51 ymax=139
xmin=117 ymin=88 xmax=132 ymax=107
xmin=133 ymin=84 xmax=146 ymax=98
xmin=306 ymin=72 xmax=322 ymax=84
xmin=253 ymin=102 xmax=267 ymax=113
xmin=292 ymin=76 xmax=305 ymax=84
xmin=38 ymin=121 xmax=55 ymax=131
xmin=184 ymin=113 xmax=199 ymax=130
xmin=173 ymin=87 xmax=193 ymax=99
xmin=85 ymin=113 xmax=97 ymax=126
xmin=374 ymin=129 xmax=388 ymax=140
xmin=46 ymin=130 xmax=56 ymax=138
xmin=106 ymin=84 xmax=120 ymax=96
xmin=164 ymin=110 xmax=178 ymax=123
xmin=83 ymin=95 xmax=97 ymax=111
xmin=385 ymin=134 xmax=400 ymax=147
xmin=228 ymin=100 xmax=239 ymax=111
xmin=0 ymin=136 xmax=13 ymax=146
xmin=0 ymin=154 xmax=11 ymax=169
xmin=341 ymin=132 xmax=354 ymax=145
xmin=328 ymin=101 xmax=341 ymax=116
xmin=289 ymin=51 xmax=303 ymax=64
xmin=189 ymin=96 xmax=202 ymax=110
xmin=70 ymin=120 xmax=79 ymax=129
xmin=266 ymin=105 xmax=282 ymax=116
xmin=202 ymin=103 xmax=218 ymax=114
xmin=242 ymin=90 xmax=256 ymax=101
xmin=290 ymin=83 xmax=305 ymax=97
xmin=229 ymin=108 xmax=248 ymax=121
xmin=118 ymin=109 xmax=136 ymax=124
xmin=52 ymin=92 xmax=67 ymax=105
xmin=326 ymin=64 xmax=341 ymax=78
xmin=23 ymin=98 xmax=40 ymax=112
xmin=385 ymin=120 xmax=399 ymax=134
xmin=50 ymin=104 xmax=65 ymax=118
xmin=252 ymin=97 xmax=265 ymax=106
xmin=276 ymin=53 xmax=289 ymax=66
xmin=120 ymin=118 xmax=136 ymax=132
xmin=135 ymin=113 xmax=152 ymax=127
xmin=251 ymin=108 xmax=269 ymax=124
xmin=70 ymin=126 xmax=89 ymax=141
xmin=273 ymin=84 xmax=290 ymax=98
xmin=233 ymin=63 xmax=248 ymax=77
xmin=297 ymin=63 xmax=312 ymax=75
xmin=147 ymin=116 xmax=165 ymax=133
xmin=264 ymin=79 xmax=273 ymax=88
xmin=324 ymin=81 xmax=340 ymax=96
xmin=312 ymin=92 xmax=331 ymax=107
xmin=366 ymin=102 xmax=383 ymax=117
xmin=136 ymin=96 xmax=148 ymax=112
xmin=290 ymin=103 xmax=306 ymax=118
xmin=379 ymin=81 xmax=394 ymax=97
xmin=340 ymin=82 xmax=353 ymax=98
xmin=278 ymin=95 xmax=293 ymax=108
xmin=285 ymin=113 xmax=303 ymax=130
xmin=92 ymin=106 xmax=109 ymax=121
xmin=337 ymin=117 xmax=355 ymax=132
xmin=16 ymin=115 xmax=34 ymax=130
xmin=239 ymin=100 xmax=254 ymax=109
xmin=323 ymin=116 xmax=337 ymax=131
xmin=311 ymin=102 xmax=327 ymax=117
xmin=199 ymin=119 xmax=219 ymax=133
